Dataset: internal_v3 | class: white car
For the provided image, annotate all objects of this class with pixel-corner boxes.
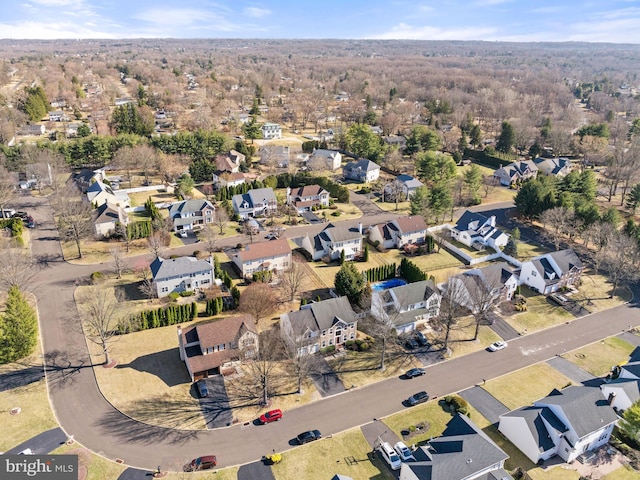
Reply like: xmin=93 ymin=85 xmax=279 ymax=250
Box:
xmin=378 ymin=442 xmax=402 ymax=471
xmin=18 ymin=448 xmax=34 ymax=455
xmin=488 ymin=341 xmax=508 ymax=352
xmin=394 ymin=441 xmax=415 ymax=462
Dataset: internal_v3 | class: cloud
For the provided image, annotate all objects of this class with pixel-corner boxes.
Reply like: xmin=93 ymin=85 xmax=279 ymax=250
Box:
xmin=371 ymin=23 xmax=497 ymax=40
xmin=472 ymin=0 xmax=510 ymax=6
xmin=0 ymin=20 xmax=119 ymax=39
xmin=244 ymin=7 xmax=271 ymax=18
xmin=28 ymin=0 xmax=77 ymax=5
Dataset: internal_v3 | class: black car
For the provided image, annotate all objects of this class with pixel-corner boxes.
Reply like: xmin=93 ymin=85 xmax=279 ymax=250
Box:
xmin=415 ymin=331 xmax=429 ymax=347
xmin=406 ymin=391 xmax=429 ymax=406
xmin=405 ymin=337 xmax=419 ymax=350
xmin=195 ymin=379 xmax=209 ymax=398
xmin=12 ymin=211 xmax=29 ymax=220
xmin=297 ymin=429 xmax=322 ymax=444
xmin=405 ymin=368 xmax=426 ymax=379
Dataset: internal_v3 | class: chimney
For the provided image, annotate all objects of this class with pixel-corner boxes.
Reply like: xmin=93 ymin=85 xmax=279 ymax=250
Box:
xmin=358 ymin=222 xmax=362 ymax=235
xmin=608 ymin=392 xmax=616 ymax=405
xmin=177 ymin=325 xmax=185 ymax=361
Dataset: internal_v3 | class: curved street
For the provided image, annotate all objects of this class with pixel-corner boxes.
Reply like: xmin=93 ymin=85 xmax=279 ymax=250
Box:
xmin=24 ymin=195 xmax=640 ymax=471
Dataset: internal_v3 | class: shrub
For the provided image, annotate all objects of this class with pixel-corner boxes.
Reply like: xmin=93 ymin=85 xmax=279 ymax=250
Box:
xmin=444 ymin=395 xmax=470 ymax=416
xmin=320 ymin=345 xmax=336 ymax=355
xmin=409 ymin=425 xmax=416 ymax=432
xmin=331 ymin=210 xmax=341 ymax=217
xmin=168 ymin=292 xmax=180 ymax=302
xmin=90 ymin=271 xmax=104 ymax=284
xmin=179 ymin=291 xmax=194 ymax=297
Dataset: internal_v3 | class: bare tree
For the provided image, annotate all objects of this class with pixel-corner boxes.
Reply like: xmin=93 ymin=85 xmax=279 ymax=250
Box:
xmin=278 ymin=260 xmax=306 ymax=302
xmin=0 ymin=247 xmax=37 ymax=292
xmin=239 ymin=283 xmax=278 ymax=324
xmin=602 ymin=231 xmax=640 ymax=298
xmin=586 ymin=221 xmax=616 ymax=274
xmin=200 ymin=224 xmax=218 ymax=255
xmin=434 ymin=277 xmax=467 ymax=354
xmin=147 ymin=231 xmax=166 ymax=259
xmin=52 ymin=188 xmax=94 ymax=259
xmin=281 ymin=327 xmax=316 ymax=394
xmin=385 ymin=178 xmax=405 ymax=211
xmin=214 ymin=209 xmax=229 ymax=235
xmin=114 ymin=221 xmax=132 ymax=253
xmin=454 ymin=274 xmax=500 ymax=341
xmin=0 ymin=165 xmax=16 ymax=216
xmin=138 ymin=278 xmax=157 ymax=300
xmin=359 ymin=313 xmax=399 ymax=372
xmin=135 ymin=144 xmax=159 ymax=186
xmin=540 ymin=206 xmax=572 ymax=250
xmin=481 ymin=174 xmax=498 ymax=198
xmin=78 ymin=285 xmax=122 ymax=365
xmin=110 ymin=246 xmax=125 ymax=279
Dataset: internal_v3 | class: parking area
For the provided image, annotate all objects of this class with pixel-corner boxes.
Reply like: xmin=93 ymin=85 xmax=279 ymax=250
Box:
xmin=301 ymin=211 xmax=323 ymax=224
xmin=197 ymin=376 xmax=233 ymax=428
xmin=458 ymin=386 xmax=510 ymax=425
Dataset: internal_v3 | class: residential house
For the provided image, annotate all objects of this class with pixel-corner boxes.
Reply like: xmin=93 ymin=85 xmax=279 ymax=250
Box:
xmin=114 ymin=97 xmax=135 ymax=106
xmin=17 ymin=124 xmax=46 ymax=137
xmin=168 ymin=199 xmax=215 ymax=233
xmin=86 ymin=180 xmax=130 ymax=208
xmin=261 ymin=122 xmax=282 ymax=139
xmin=601 ymin=349 xmax=640 ymax=412
xmin=450 ymin=210 xmax=509 ymax=251
xmin=384 ymin=175 xmax=424 ymax=201
xmin=533 ymin=157 xmax=572 ymax=177
xmin=231 ymin=238 xmax=292 ymax=279
xmin=369 ymin=216 xmax=428 ymax=250
xmin=493 ymin=160 xmax=539 ymax=186
xmin=300 ymin=223 xmax=363 ymax=261
xmin=449 ymin=262 xmax=518 ymax=313
xmin=371 ymin=280 xmax=441 ymax=334
xmin=232 ymin=188 xmax=278 ymax=220
xmin=177 ymin=315 xmax=258 ymax=381
xmin=343 ymin=159 xmax=381 ymax=183
xmin=94 ymin=202 xmax=129 ymax=238
xmin=260 ymin=145 xmax=290 ymax=168
xmin=213 ymin=171 xmax=246 ymax=188
xmin=150 ymin=255 xmax=216 ymax=298
xmin=286 ymin=185 xmax=330 ymax=213
xmin=66 ymin=122 xmax=89 ymax=137
xmin=280 ymin=296 xmax=357 ymax=356
xmin=71 ymin=167 xmax=107 ymax=192
xmin=382 ymin=135 xmax=407 ymax=150
xmin=520 ymin=249 xmax=583 ymax=295
xmin=310 ymin=149 xmax=342 ymax=171
xmin=498 ymin=386 xmax=618 ymax=464
xmin=400 ymin=414 xmax=513 ymax=480
xmin=212 ymin=150 xmax=246 ymax=188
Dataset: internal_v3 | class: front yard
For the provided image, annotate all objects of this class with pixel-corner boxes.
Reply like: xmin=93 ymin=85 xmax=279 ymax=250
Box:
xmin=566 ymin=336 xmax=635 ymax=377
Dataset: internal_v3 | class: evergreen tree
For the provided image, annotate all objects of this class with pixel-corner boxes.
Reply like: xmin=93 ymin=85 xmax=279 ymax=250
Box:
xmin=627 ymin=184 xmax=640 ymax=215
xmin=496 ymin=121 xmax=515 ymax=154
xmin=335 ymin=262 xmax=367 ymax=305
xmin=0 ymin=286 xmax=38 ymax=363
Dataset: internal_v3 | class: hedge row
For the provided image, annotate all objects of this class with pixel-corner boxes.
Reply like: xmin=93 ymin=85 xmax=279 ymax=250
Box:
xmin=126 ymin=220 xmax=153 ymax=240
xmin=276 ymin=172 xmax=350 ymax=203
xmin=463 ymin=148 xmax=516 ymax=170
xmin=118 ymin=303 xmax=197 ymax=334
xmin=399 ymin=258 xmax=426 ymax=283
xmin=0 ymin=218 xmax=23 ymax=237
xmin=365 ymin=263 xmax=396 ymax=283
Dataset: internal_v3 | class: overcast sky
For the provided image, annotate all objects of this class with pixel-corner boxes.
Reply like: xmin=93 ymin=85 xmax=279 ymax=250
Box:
xmin=2 ymin=0 xmax=640 ymax=43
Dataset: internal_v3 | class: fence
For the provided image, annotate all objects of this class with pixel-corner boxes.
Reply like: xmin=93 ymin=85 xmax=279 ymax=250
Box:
xmin=121 ymin=184 xmax=171 ymax=194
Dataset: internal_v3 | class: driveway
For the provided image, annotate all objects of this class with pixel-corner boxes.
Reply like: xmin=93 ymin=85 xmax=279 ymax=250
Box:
xmin=301 ymin=211 xmax=323 ymax=224
xmin=619 ymin=331 xmax=640 ymax=347
xmin=488 ymin=312 xmax=521 ymax=341
xmin=458 ymin=386 xmax=509 ymax=425
xmin=199 ymin=375 xmax=233 ymax=428
xmin=5 ymin=427 xmax=67 ymax=455
xmin=349 ymin=190 xmax=383 ymax=216
xmin=310 ymin=356 xmax=346 ymax=397
xmin=547 ymin=356 xmax=602 ymax=386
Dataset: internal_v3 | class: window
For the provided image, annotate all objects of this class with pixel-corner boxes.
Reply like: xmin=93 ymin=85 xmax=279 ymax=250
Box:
xmin=322 ymin=330 xmax=326 ymax=336
xmin=161 ymin=287 xmax=168 ymax=292
xmin=321 ymin=341 xmax=326 ymax=348
xmin=531 ymin=270 xmax=537 ymax=277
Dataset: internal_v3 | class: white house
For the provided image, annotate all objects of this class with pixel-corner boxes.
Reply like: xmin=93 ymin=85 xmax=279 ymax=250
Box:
xmin=384 ymin=174 xmax=424 ymax=200
xmin=310 ymin=149 xmax=342 ymax=171
xmin=286 ymin=185 xmax=330 ymax=213
xmin=343 ymin=159 xmax=380 ymax=183
xmin=369 ymin=216 xmax=427 ymax=250
xmin=280 ymin=297 xmax=357 ymax=356
xmin=261 ymin=122 xmax=282 ymax=139
xmin=401 ymin=414 xmax=513 ymax=480
xmin=493 ymin=160 xmax=538 ymax=186
xmin=299 ymin=223 xmax=363 ymax=261
xmin=86 ymin=180 xmax=131 ymax=208
xmin=232 ymin=188 xmax=278 ymax=220
xmin=498 ymin=386 xmax=618 ymax=464
xmin=600 ymin=350 xmax=640 ymax=412
xmin=231 ymin=238 xmax=292 ymax=279
xmin=533 ymin=157 xmax=572 ymax=177
xmin=177 ymin=315 xmax=258 ymax=381
xmin=449 ymin=262 xmax=519 ymax=313
xmin=450 ymin=210 xmax=509 ymax=251
xmin=260 ymin=145 xmax=290 ymax=168
xmin=168 ymin=199 xmax=215 ymax=233
xmin=150 ymin=256 xmax=216 ymax=298
xmin=94 ymin=202 xmax=129 ymax=238
xmin=519 ymin=249 xmax=583 ymax=295
xmin=371 ymin=280 xmax=441 ymax=334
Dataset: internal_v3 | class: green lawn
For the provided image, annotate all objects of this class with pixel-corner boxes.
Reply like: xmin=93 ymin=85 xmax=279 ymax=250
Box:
xmin=514 ymin=240 xmax=552 ymax=261
xmin=507 ymin=286 xmax=574 ymax=334
xmin=272 ymin=427 xmax=393 ymax=480
xmin=482 ymin=363 xmax=574 ymax=410
xmin=441 ymin=318 xmax=504 ymax=358
xmin=567 ymin=336 xmax=635 ymax=377
xmin=602 ymin=466 xmax=640 ymax=480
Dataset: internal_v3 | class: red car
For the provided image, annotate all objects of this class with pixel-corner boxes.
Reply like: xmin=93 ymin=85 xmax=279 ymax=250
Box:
xmin=259 ymin=409 xmax=283 ymax=424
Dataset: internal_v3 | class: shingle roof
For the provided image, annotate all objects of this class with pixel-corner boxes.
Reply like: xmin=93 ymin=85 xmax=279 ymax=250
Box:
xmin=320 ymin=223 xmax=362 ymax=243
xmin=501 ymin=406 xmax=565 ymax=453
xmin=235 ymin=238 xmax=291 ymax=263
xmin=291 ymin=184 xmax=328 ymax=197
xmin=536 ymin=386 xmax=618 ymax=438
xmin=150 ymin=256 xmax=213 ymax=281
xmin=548 ymin=249 xmax=583 ymax=273
xmin=285 ymin=297 xmax=357 ymax=335
xmin=393 ymin=215 xmax=427 ymax=234
xmin=94 ymin=203 xmax=122 ymax=224
xmin=344 ymin=158 xmax=380 ymax=173
xmin=168 ymin=199 xmax=214 ymax=217
xmin=390 ymin=280 xmax=438 ymax=307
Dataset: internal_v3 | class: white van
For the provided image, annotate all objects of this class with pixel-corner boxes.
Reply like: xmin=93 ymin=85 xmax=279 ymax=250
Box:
xmin=378 ymin=441 xmax=402 ymax=470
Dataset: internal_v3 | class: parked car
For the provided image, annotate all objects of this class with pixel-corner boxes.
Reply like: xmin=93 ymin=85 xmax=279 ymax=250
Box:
xmin=406 ymin=391 xmax=429 ymax=406
xmin=405 ymin=337 xmax=419 ymax=350
xmin=12 ymin=211 xmax=29 ymax=220
xmin=415 ymin=331 xmax=429 ymax=347
xmin=549 ymin=293 xmax=569 ymax=305
xmin=404 ymin=368 xmax=425 ymax=379
xmin=259 ymin=409 xmax=283 ymax=424
xmin=377 ymin=441 xmax=402 ymax=470
xmin=183 ymin=455 xmax=217 ymax=472
xmin=195 ymin=379 xmax=209 ymax=398
xmin=394 ymin=441 xmax=415 ymax=462
xmin=266 ymin=232 xmax=279 ymax=240
xmin=297 ymin=429 xmax=322 ymax=444
xmin=178 ymin=230 xmax=188 ymax=238
xmin=488 ymin=341 xmax=508 ymax=352
xmin=18 ymin=448 xmax=34 ymax=455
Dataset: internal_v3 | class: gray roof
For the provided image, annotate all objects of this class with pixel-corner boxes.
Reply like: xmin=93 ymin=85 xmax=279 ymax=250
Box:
xmin=605 ymin=378 xmax=640 ymax=404
xmin=454 ymin=210 xmax=489 ymax=232
xmin=405 ymin=414 xmax=511 ymax=480
xmin=501 ymin=406 xmax=565 ymax=453
xmin=531 ymin=257 xmax=558 ymax=284
xmin=319 ymin=223 xmax=362 ymax=243
xmin=536 ymin=386 xmax=619 ymax=438
xmin=395 ymin=174 xmax=424 ymax=189
xmin=286 ymin=297 xmax=357 ymax=336
xmin=389 ymin=280 xmax=438 ymax=307
xmin=344 ymin=158 xmax=380 ymax=173
xmin=169 ymin=199 xmax=214 ymax=216
xmin=548 ymin=249 xmax=583 ymax=273
xmin=233 ymin=188 xmax=277 ymax=209
xmin=472 ymin=262 xmax=515 ymax=289
xmin=621 ymin=361 xmax=640 ymax=379
xmin=150 ymin=256 xmax=212 ymax=281
xmin=94 ymin=203 xmax=122 ymax=224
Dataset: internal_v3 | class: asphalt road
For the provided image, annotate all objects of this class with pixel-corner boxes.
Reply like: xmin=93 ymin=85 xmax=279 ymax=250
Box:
xmin=23 ymin=195 xmax=640 ymax=472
